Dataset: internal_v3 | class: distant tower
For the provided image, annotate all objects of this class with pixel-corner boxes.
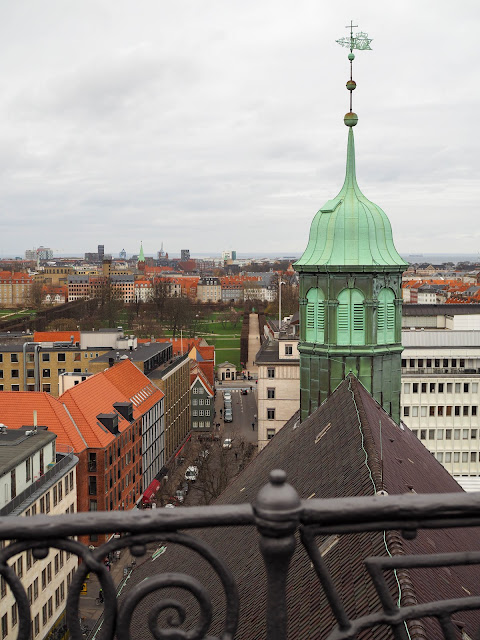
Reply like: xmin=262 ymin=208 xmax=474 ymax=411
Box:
xmin=98 ymin=245 xmax=105 ymax=262
xmin=119 ymin=248 xmax=127 ymax=260
xmin=294 ymin=24 xmax=407 ymax=424
xmin=181 ymin=249 xmax=190 ymax=262
xmin=138 ymin=242 xmax=146 ymax=272
xmin=158 ymin=242 xmax=165 ymax=258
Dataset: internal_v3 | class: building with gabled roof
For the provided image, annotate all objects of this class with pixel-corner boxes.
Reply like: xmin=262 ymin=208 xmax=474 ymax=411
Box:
xmin=0 ymin=359 xmax=164 ymax=545
xmin=190 ymin=363 xmax=214 ymax=433
xmin=121 ymin=375 xmax=480 ymax=638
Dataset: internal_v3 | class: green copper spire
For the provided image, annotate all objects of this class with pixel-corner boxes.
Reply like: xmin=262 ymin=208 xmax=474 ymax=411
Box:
xmin=295 ymin=23 xmax=406 ymax=269
xmin=138 ymin=241 xmax=145 ymax=262
xmin=295 ymin=128 xmax=407 ymax=267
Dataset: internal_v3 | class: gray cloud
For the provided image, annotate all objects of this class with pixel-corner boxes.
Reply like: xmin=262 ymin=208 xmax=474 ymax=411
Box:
xmin=0 ymin=0 xmax=478 ymax=257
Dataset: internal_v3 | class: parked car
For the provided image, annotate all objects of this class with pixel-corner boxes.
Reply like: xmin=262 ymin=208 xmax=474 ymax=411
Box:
xmin=185 ymin=466 xmax=199 ymax=481
xmin=224 ymin=400 xmax=232 ymax=412
xmin=223 ymin=438 xmax=232 ymax=449
xmin=199 ymin=449 xmax=210 ymax=459
xmin=223 ymin=391 xmax=232 ymax=402
xmin=241 ymin=389 xmax=248 ymax=395
xmin=224 ymin=410 xmax=233 ymax=423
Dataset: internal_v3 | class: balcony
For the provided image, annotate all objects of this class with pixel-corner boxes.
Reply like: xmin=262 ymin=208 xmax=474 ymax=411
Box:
xmin=1 ymin=470 xmax=480 ymax=639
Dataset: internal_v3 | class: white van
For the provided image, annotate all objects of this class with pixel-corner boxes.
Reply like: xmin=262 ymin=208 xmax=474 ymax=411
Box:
xmin=185 ymin=466 xmax=199 ymax=481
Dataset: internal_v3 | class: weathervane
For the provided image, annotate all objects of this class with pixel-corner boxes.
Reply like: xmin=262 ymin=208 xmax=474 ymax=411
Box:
xmin=336 ymin=21 xmax=372 ymax=127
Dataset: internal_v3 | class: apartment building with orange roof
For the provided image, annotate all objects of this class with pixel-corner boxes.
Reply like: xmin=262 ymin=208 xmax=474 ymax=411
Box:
xmin=0 ymin=360 xmax=164 ymax=545
xmin=33 ymin=331 xmax=81 ymax=345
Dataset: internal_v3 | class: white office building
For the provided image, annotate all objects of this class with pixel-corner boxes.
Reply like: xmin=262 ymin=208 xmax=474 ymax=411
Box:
xmin=401 ymin=330 xmax=480 ymax=489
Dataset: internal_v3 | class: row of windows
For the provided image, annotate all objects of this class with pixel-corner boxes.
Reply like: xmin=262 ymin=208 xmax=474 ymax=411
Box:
xmin=191 ymin=398 xmax=211 ymax=405
xmin=402 ymin=358 xmax=470 ymax=369
xmin=305 ymin=287 xmax=396 ymax=345
xmin=404 ymin=406 xmax=478 ymax=417
xmin=24 ymin=471 xmax=74 ymax=517
xmin=435 ymin=452 xmax=479 ymax=463
xmin=404 ymin=382 xmax=478 ymax=394
xmin=192 ymin=410 xmax=210 ymax=416
xmin=192 ymin=421 xmax=209 ymax=428
xmin=412 ymin=428 xmax=479 ymax=440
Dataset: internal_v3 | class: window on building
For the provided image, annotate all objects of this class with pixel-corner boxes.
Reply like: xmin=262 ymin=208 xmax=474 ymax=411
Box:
xmin=89 ymin=500 xmax=97 ymax=511
xmin=401 ymin=359 xmax=407 ymax=368
xmin=462 ymin=452 xmax=468 ymax=463
xmin=267 ymin=429 xmax=276 ymax=440
xmin=428 ymin=429 xmax=435 ymax=439
xmin=11 ymin=603 xmax=17 ymax=628
xmin=11 ymin=369 xmax=19 ymax=378
xmin=454 ymin=452 xmax=460 ymax=463
xmin=413 ymin=383 xmax=419 ymax=393
xmin=404 ymin=383 xmax=410 ymax=393
xmin=1 ymin=614 xmax=7 ymax=639
xmin=463 ymin=429 xmax=469 ymax=439
xmin=454 ymin=429 xmax=460 ymax=440
xmin=403 ymin=407 xmax=410 ymax=417
xmin=410 ymin=359 xmax=415 ymax=368
xmin=436 ymin=453 xmax=443 ymax=462
xmin=463 ymin=406 xmax=469 ymax=416
xmin=473 ymin=406 xmax=478 ymax=416
xmin=455 ymin=383 xmax=461 ymax=393
xmin=267 ymin=409 xmax=275 ymax=420
xmin=447 ymin=383 xmax=453 ymax=393
xmin=443 ymin=359 xmax=449 ymax=368
xmin=455 ymin=406 xmax=461 ymax=416
xmin=471 ymin=452 xmax=477 ymax=462
xmin=412 ymin=406 xmax=418 ymax=417
xmin=42 ymin=353 xmax=49 ymax=362
xmin=430 ymin=383 xmax=435 ymax=393
xmin=11 ymin=384 xmax=19 ymax=391
xmin=42 ymin=369 xmax=50 ymax=378
xmin=445 ymin=452 xmax=452 ymax=463
xmin=464 ymin=383 xmax=470 ymax=393
xmin=437 ymin=429 xmax=443 ymax=439
xmin=377 ymin=288 xmax=395 ymax=344
xmin=421 ymin=406 xmax=427 ymax=417
xmin=472 ymin=429 xmax=477 ymax=439
xmin=438 ymin=406 xmax=443 ymax=416
xmin=473 ymin=383 xmax=478 ymax=393
xmin=57 ymin=353 xmax=66 ymax=362
xmin=42 ymin=604 xmax=47 ymax=626
xmin=337 ymin=288 xmax=365 ymax=346
xmin=42 ymin=384 xmax=50 ymax=392
xmin=285 ymin=344 xmax=293 ymax=355
xmin=267 ymin=368 xmax=275 ymax=378
xmin=10 ymin=354 xmax=18 ymax=363
xmin=438 ymin=383 xmax=444 ymax=393
xmin=267 ymin=388 xmax=275 ymax=399
xmin=421 ymin=383 xmax=427 ymax=393
xmin=429 ymin=407 xmax=435 ymax=416
xmin=420 ymin=430 xmax=426 ymax=440
xmin=446 ymin=406 xmax=452 ymax=416
xmin=426 ymin=359 xmax=432 ymax=367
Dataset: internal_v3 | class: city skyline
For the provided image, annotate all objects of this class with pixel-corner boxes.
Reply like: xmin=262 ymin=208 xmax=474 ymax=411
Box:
xmin=0 ymin=2 xmax=478 ymax=255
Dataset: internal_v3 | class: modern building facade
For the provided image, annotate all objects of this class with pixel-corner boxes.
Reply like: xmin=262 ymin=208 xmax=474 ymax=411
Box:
xmin=400 ymin=330 xmax=480 ymax=487
xmin=148 ymin=354 xmax=191 ymax=463
xmin=190 ymin=365 xmax=214 ymax=432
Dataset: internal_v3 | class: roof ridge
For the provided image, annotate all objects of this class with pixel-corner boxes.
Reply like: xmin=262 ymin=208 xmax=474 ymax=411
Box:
xmin=348 ymin=376 xmax=427 ymax=638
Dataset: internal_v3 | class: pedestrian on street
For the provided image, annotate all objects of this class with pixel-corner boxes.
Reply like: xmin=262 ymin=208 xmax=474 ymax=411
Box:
xmin=220 ymin=408 xmax=223 ymax=416
xmin=252 ymin=423 xmax=255 ymax=431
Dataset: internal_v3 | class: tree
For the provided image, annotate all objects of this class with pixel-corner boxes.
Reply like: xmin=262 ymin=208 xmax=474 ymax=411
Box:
xmin=150 ymin=278 xmax=170 ymax=323
xmin=46 ymin=318 xmax=79 ymax=332
xmin=229 ymin=310 xmax=242 ymax=329
xmin=165 ymin=296 xmax=194 ymax=338
xmin=26 ymin=281 xmax=44 ymax=309
xmin=91 ymin=279 xmax=124 ymax=328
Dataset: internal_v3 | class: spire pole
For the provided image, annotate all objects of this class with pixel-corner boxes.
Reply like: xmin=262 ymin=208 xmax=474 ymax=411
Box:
xmin=336 ymin=22 xmax=372 ymax=127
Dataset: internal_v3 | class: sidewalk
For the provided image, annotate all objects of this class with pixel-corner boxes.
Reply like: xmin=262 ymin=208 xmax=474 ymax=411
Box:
xmin=246 ymin=313 xmax=260 ymax=376
xmin=78 ymin=546 xmax=136 ymax=636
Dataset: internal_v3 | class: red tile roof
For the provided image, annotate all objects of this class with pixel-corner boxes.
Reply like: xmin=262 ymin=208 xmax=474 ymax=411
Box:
xmin=33 ymin=331 xmax=80 ymax=344
xmin=0 ymin=392 xmax=87 ymax=453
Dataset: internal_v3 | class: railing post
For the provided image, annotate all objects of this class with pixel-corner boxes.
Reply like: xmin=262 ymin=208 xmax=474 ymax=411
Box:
xmin=253 ymin=469 xmax=301 ymax=640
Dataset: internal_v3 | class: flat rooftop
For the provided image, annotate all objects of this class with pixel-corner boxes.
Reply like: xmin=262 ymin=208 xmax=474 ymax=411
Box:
xmin=0 ymin=428 xmax=56 ymax=477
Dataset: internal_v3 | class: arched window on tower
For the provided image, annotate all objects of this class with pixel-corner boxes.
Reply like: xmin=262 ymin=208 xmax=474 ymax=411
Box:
xmin=377 ymin=288 xmax=395 ymax=344
xmin=305 ymin=288 xmax=325 ymax=343
xmin=337 ymin=289 xmax=365 ymax=346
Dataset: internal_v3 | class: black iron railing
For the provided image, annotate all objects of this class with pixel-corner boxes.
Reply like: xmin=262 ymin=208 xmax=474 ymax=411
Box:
xmin=1 ymin=470 xmax=480 ymax=639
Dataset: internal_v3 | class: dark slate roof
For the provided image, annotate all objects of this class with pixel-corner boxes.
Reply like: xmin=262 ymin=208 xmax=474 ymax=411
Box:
xmin=255 ymin=338 xmax=299 ymax=364
xmin=403 ymin=303 xmax=480 ymax=316
xmin=121 ymin=376 xmax=480 ymax=639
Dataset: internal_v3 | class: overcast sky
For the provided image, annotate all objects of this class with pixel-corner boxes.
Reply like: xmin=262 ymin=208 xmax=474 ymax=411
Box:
xmin=0 ymin=1 xmax=478 ymax=259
